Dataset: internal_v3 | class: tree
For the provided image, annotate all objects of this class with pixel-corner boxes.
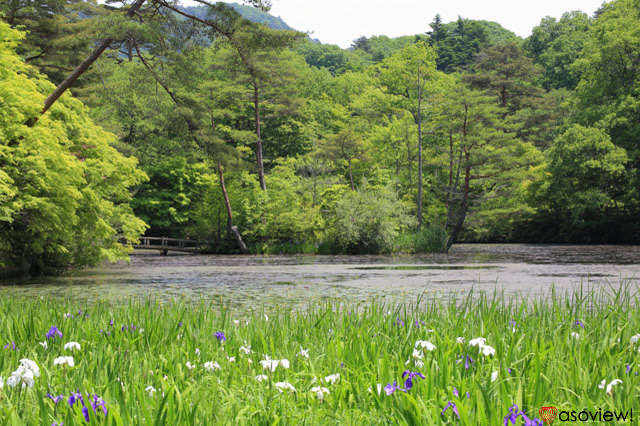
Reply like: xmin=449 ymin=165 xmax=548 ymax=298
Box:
xmin=464 ymin=41 xmax=557 ymax=148
xmin=440 ymin=83 xmax=541 ymax=249
xmin=0 ymin=22 xmax=146 ymax=272
xmin=216 ymin=22 xmax=306 ymax=190
xmin=524 ymin=11 xmax=591 ymax=90
xmin=320 ymin=127 xmax=367 ymax=191
xmin=1 ymin=0 xmax=100 ymax=83
xmin=375 ymin=41 xmax=442 ymax=229
xmin=572 ymin=0 xmax=640 ymax=166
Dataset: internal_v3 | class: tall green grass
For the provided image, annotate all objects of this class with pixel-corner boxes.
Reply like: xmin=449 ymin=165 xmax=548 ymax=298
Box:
xmin=0 ymin=286 xmax=638 ymax=424
xmin=396 ymin=225 xmax=449 ymax=253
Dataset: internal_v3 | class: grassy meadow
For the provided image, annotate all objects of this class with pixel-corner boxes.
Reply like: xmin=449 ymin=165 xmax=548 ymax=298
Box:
xmin=0 ymin=286 xmax=639 ymax=425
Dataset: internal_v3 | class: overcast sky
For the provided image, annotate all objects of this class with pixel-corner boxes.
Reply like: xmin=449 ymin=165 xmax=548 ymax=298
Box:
xmin=256 ymin=0 xmax=607 ymax=48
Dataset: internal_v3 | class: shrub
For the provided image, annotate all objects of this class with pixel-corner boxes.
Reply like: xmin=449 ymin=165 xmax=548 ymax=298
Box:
xmin=327 ymin=187 xmax=415 ymax=254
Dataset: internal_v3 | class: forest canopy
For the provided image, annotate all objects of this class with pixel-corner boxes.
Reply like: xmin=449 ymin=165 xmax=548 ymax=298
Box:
xmin=1 ymin=0 xmax=639 ymax=272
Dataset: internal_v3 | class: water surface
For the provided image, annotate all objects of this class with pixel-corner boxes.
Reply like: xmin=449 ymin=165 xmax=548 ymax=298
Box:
xmin=2 ymin=244 xmax=639 ymax=310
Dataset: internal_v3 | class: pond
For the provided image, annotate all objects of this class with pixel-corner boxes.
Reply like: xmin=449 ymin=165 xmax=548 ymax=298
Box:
xmin=2 ymin=244 xmax=639 ymax=310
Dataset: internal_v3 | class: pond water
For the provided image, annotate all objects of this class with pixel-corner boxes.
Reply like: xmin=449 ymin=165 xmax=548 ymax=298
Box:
xmin=2 ymin=244 xmax=639 ymax=310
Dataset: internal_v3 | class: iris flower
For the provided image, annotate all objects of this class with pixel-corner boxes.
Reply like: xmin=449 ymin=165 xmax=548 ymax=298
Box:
xmin=275 ymin=382 xmax=296 ymax=393
xmin=415 ymin=340 xmax=436 ymax=351
xmin=213 ymin=332 xmax=226 ymax=342
xmin=311 ymin=386 xmax=330 ymax=401
xmin=297 ymin=347 xmax=309 ymax=358
xmin=441 ymin=401 xmax=459 ymax=418
xmin=54 ymin=356 xmax=75 ymax=367
xmin=480 ymin=345 xmax=496 ymax=356
xmin=598 ymin=379 xmax=622 ymax=394
xmin=64 ymin=342 xmax=81 ymax=351
xmin=402 ymin=370 xmax=425 ymax=391
xmin=47 ymin=394 xmax=64 ymax=404
xmin=204 ymin=361 xmax=221 ymax=371
xmin=324 ymin=374 xmax=340 ymax=384
xmin=46 ymin=327 xmax=62 ymax=340
xmin=384 ymin=381 xmax=405 ymax=395
xmin=255 ymin=374 xmax=268 ymax=382
xmin=90 ymin=395 xmax=107 ymax=417
xmin=503 ymin=404 xmax=544 ymax=426
xmin=469 ymin=337 xmax=486 ymax=347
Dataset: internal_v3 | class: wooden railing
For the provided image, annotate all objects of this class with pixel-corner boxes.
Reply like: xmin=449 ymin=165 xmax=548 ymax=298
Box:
xmin=131 ymin=237 xmax=203 ymax=254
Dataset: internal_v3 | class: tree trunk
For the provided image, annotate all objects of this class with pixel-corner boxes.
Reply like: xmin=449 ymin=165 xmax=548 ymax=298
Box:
xmin=348 ymin=158 xmax=355 ymax=191
xmin=254 ymin=84 xmax=267 ymax=191
xmin=417 ymin=60 xmax=423 ymax=230
xmin=446 ymin=153 xmax=470 ymax=251
xmin=26 ymin=0 xmax=146 ymax=127
xmin=217 ymin=162 xmax=248 ymax=254
xmin=445 ymin=104 xmax=469 ymax=250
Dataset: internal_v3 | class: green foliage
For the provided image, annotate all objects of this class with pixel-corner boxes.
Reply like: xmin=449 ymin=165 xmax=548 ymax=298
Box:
xmin=296 ymin=41 xmax=368 ymax=75
xmin=326 ymin=186 xmax=416 ymax=254
xmin=572 ymin=0 xmax=640 ymax=162
xmin=396 ymin=225 xmax=448 ymax=253
xmin=429 ymin=17 xmax=516 ymax=73
xmin=0 ymin=22 xmax=146 ymax=271
xmin=130 ymin=158 xmax=202 ymax=238
xmin=237 ymin=160 xmax=325 ymax=248
xmin=524 ymin=11 xmax=592 ymax=90
xmin=0 ymin=0 xmax=100 ymax=83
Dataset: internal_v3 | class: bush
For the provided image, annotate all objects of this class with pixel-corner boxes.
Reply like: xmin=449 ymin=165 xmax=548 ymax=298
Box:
xmin=396 ymin=225 xmax=448 ymax=253
xmin=327 ymin=187 xmax=415 ymax=254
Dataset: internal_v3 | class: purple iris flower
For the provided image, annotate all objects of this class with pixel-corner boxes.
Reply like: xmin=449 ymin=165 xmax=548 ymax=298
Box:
xmin=68 ymin=391 xmax=83 ymax=408
xmin=573 ymin=319 xmax=584 ymax=328
xmin=466 ymin=392 xmax=471 ymax=399
xmin=394 ymin=317 xmax=404 ymax=327
xmin=402 ymin=370 xmax=425 ymax=391
xmin=626 ymin=364 xmax=632 ymax=374
xmin=82 ymin=406 xmax=90 ymax=422
xmin=504 ymin=404 xmax=543 ymax=426
xmin=109 ymin=319 xmax=114 ymax=326
xmin=52 ymin=422 xmax=64 ymax=426
xmin=46 ymin=326 xmax=62 ymax=339
xmin=91 ymin=394 xmax=108 ymax=416
xmin=507 ymin=368 xmax=512 ymax=374
xmin=46 ymin=394 xmax=64 ymax=404
xmin=456 ymin=354 xmax=474 ymax=369
xmin=4 ymin=341 xmax=16 ymax=351
xmin=509 ymin=319 xmax=517 ymax=327
xmin=453 ymin=387 xmax=459 ymax=397
xmin=384 ymin=381 xmax=405 ymax=395
xmin=178 ymin=322 xmax=183 ymax=328
xmin=213 ymin=331 xmax=226 ymax=342
xmin=442 ymin=401 xmax=460 ymax=418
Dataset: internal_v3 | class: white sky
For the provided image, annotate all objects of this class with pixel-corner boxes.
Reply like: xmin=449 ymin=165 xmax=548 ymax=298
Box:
xmin=255 ymin=0 xmax=607 ymax=48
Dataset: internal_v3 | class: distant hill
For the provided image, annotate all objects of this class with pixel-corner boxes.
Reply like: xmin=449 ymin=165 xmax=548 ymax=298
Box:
xmin=180 ymin=3 xmax=296 ymax=32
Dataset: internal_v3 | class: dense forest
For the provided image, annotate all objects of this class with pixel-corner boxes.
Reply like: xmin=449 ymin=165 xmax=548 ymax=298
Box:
xmin=1 ymin=0 xmax=639 ymax=273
